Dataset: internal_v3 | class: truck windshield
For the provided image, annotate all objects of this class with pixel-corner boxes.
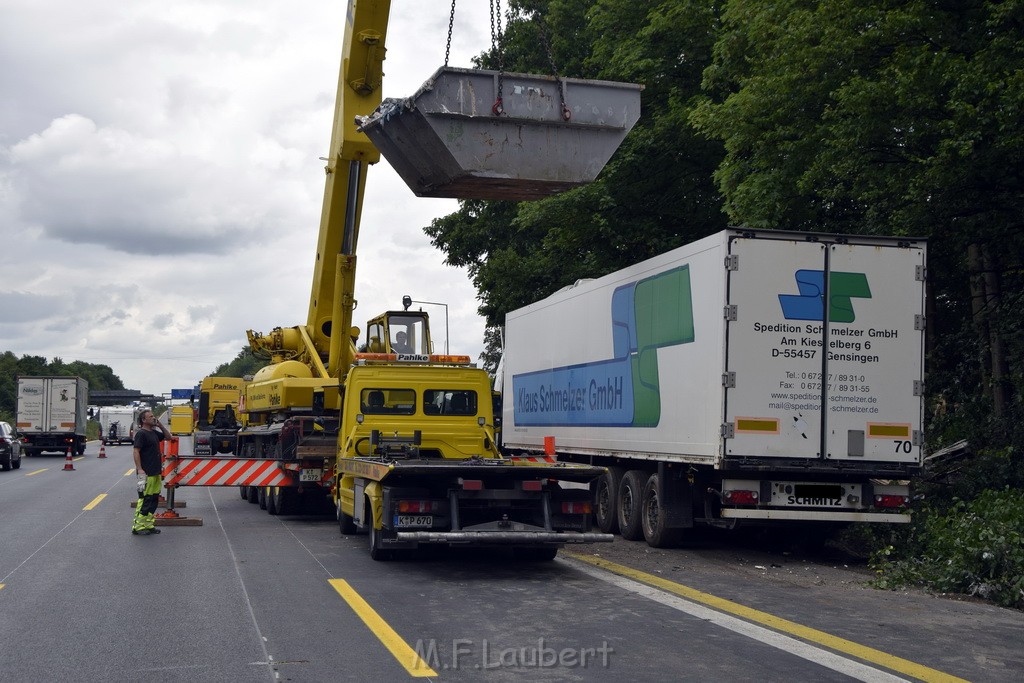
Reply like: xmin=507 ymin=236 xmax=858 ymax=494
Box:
xmin=423 ymin=390 xmax=477 ymax=416
xmin=387 ymin=315 xmax=427 ymax=354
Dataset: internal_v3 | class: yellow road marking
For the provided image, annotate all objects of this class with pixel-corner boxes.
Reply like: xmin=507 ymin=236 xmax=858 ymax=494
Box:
xmin=124 ymin=469 xmax=135 ymax=476
xmin=0 ymin=584 xmax=4 ymax=591
xmin=26 ymin=469 xmax=47 ymax=476
xmin=567 ymin=553 xmax=967 ymax=683
xmin=329 ymin=579 xmax=438 ymax=677
xmin=74 ymin=456 xmax=85 ymax=461
xmin=84 ymin=494 xmax=107 ymax=510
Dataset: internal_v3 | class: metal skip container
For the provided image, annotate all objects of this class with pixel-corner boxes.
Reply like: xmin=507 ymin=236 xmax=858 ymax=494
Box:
xmin=356 ymin=66 xmax=643 ymax=201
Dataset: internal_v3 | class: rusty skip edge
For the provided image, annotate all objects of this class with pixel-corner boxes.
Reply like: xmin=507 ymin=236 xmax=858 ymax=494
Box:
xmin=356 ymin=66 xmax=642 ymax=132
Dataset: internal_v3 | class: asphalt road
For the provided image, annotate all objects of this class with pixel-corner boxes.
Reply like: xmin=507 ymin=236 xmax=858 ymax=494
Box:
xmin=1 ymin=439 xmax=1020 ymax=682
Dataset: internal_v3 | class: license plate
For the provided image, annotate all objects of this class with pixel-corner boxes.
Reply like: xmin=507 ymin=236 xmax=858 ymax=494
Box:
xmin=299 ymin=468 xmax=322 ymax=482
xmin=395 ymin=515 xmax=433 ymax=527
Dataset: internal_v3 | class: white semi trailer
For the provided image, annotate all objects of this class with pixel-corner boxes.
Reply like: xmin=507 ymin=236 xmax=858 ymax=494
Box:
xmin=16 ymin=376 xmax=90 ymax=456
xmin=500 ymin=229 xmax=926 ymax=547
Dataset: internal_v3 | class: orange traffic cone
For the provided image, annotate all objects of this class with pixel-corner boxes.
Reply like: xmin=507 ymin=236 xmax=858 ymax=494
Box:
xmin=62 ymin=451 xmax=76 ymax=471
xmin=98 ymin=446 xmax=107 ymax=459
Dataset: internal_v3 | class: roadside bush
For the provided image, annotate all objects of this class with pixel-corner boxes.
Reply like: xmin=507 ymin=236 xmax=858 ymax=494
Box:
xmin=870 ymin=488 xmax=1024 ymax=609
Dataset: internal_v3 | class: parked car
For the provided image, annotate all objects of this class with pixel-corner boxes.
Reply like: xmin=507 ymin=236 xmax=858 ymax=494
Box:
xmin=0 ymin=421 xmax=22 ymax=471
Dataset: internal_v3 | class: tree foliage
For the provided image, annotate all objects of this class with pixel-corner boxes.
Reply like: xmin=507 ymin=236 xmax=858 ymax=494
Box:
xmin=210 ymin=347 xmax=267 ymax=379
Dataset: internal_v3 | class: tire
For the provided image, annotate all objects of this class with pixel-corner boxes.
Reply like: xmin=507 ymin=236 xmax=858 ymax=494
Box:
xmin=266 ymin=487 xmax=280 ymax=515
xmin=641 ymin=473 xmax=683 ymax=548
xmin=337 ymin=498 xmax=356 ymax=535
xmin=239 ymin=485 xmax=249 ymax=500
xmin=273 ymin=487 xmax=296 ymax=515
xmin=368 ymin=501 xmax=393 ymax=561
xmin=513 ymin=546 xmax=558 ymax=561
xmin=593 ymin=466 xmax=624 ymax=534
xmin=617 ymin=470 xmax=647 ymax=541
xmin=246 ymin=486 xmax=259 ymax=504
xmin=258 ymin=486 xmax=268 ymax=510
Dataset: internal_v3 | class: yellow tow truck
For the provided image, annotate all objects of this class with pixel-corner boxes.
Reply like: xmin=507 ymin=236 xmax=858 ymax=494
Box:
xmin=162 ymin=0 xmax=639 ymax=559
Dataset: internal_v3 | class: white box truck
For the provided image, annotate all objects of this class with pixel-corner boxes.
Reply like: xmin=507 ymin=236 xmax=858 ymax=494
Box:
xmin=99 ymin=406 xmax=139 ymax=445
xmin=16 ymin=376 xmax=90 ymax=456
xmin=500 ymin=229 xmax=926 ymax=547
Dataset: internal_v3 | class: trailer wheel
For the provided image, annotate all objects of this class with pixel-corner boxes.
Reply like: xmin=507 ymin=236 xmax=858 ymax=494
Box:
xmin=641 ymin=473 xmax=683 ymax=548
xmin=258 ymin=486 xmax=268 ymax=510
xmin=617 ymin=470 xmax=647 ymax=540
xmin=594 ymin=466 xmax=624 ymax=534
xmin=246 ymin=486 xmax=259 ymax=504
xmin=239 ymin=486 xmax=249 ymax=500
xmin=272 ymin=487 xmax=296 ymax=516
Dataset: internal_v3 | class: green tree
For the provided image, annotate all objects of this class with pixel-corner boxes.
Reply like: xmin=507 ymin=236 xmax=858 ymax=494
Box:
xmin=211 ymin=347 xmax=267 ymax=379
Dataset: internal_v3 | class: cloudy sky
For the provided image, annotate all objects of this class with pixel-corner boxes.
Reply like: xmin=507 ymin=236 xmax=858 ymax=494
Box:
xmin=0 ymin=1 xmax=496 ymax=396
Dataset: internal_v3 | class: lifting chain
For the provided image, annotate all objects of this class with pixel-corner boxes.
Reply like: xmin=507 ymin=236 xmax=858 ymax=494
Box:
xmin=444 ymin=0 xmax=456 ymax=67
xmin=489 ymin=0 xmax=506 ymax=115
xmin=488 ymin=2 xmax=570 ymax=121
xmin=536 ymin=16 xmax=571 ymax=121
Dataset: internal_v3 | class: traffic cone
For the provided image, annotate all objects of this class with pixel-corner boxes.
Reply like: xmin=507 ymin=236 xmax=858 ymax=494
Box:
xmin=62 ymin=451 xmax=76 ymax=471
xmin=98 ymin=446 xmax=107 ymax=459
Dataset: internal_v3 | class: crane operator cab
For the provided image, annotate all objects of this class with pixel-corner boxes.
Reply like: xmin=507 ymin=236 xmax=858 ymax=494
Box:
xmin=365 ymin=310 xmax=430 ymax=358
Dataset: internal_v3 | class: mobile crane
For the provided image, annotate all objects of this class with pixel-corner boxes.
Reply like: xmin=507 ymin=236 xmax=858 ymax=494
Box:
xmin=163 ymin=0 xmax=640 ymax=559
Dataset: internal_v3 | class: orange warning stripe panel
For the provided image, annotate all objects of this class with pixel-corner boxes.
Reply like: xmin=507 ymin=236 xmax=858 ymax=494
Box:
xmin=163 ymin=458 xmax=296 ymax=487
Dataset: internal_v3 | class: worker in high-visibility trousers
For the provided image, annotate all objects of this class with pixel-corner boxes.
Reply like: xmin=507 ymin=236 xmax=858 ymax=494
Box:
xmin=132 ymin=409 xmax=170 ymax=535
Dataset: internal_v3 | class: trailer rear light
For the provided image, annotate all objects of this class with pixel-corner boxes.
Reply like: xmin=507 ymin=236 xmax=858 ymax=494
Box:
xmin=522 ymin=480 xmax=543 ymax=491
xmin=460 ymin=479 xmax=483 ymax=490
xmin=397 ymin=500 xmax=440 ymax=514
xmin=874 ymin=494 xmax=909 ymax=508
xmin=561 ymin=501 xmax=591 ymax=515
xmin=724 ymin=490 xmax=759 ymax=505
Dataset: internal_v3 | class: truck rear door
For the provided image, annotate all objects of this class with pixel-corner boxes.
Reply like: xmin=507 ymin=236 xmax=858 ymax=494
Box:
xmin=724 ymin=235 xmax=925 ymax=464
xmin=17 ymin=378 xmax=47 ymax=433
xmin=49 ymin=378 xmax=80 ymax=432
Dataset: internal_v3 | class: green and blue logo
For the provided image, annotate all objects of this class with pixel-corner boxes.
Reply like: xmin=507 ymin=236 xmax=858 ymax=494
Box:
xmin=513 ymin=266 xmax=695 ymax=428
xmin=779 ymin=270 xmax=872 ymax=323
